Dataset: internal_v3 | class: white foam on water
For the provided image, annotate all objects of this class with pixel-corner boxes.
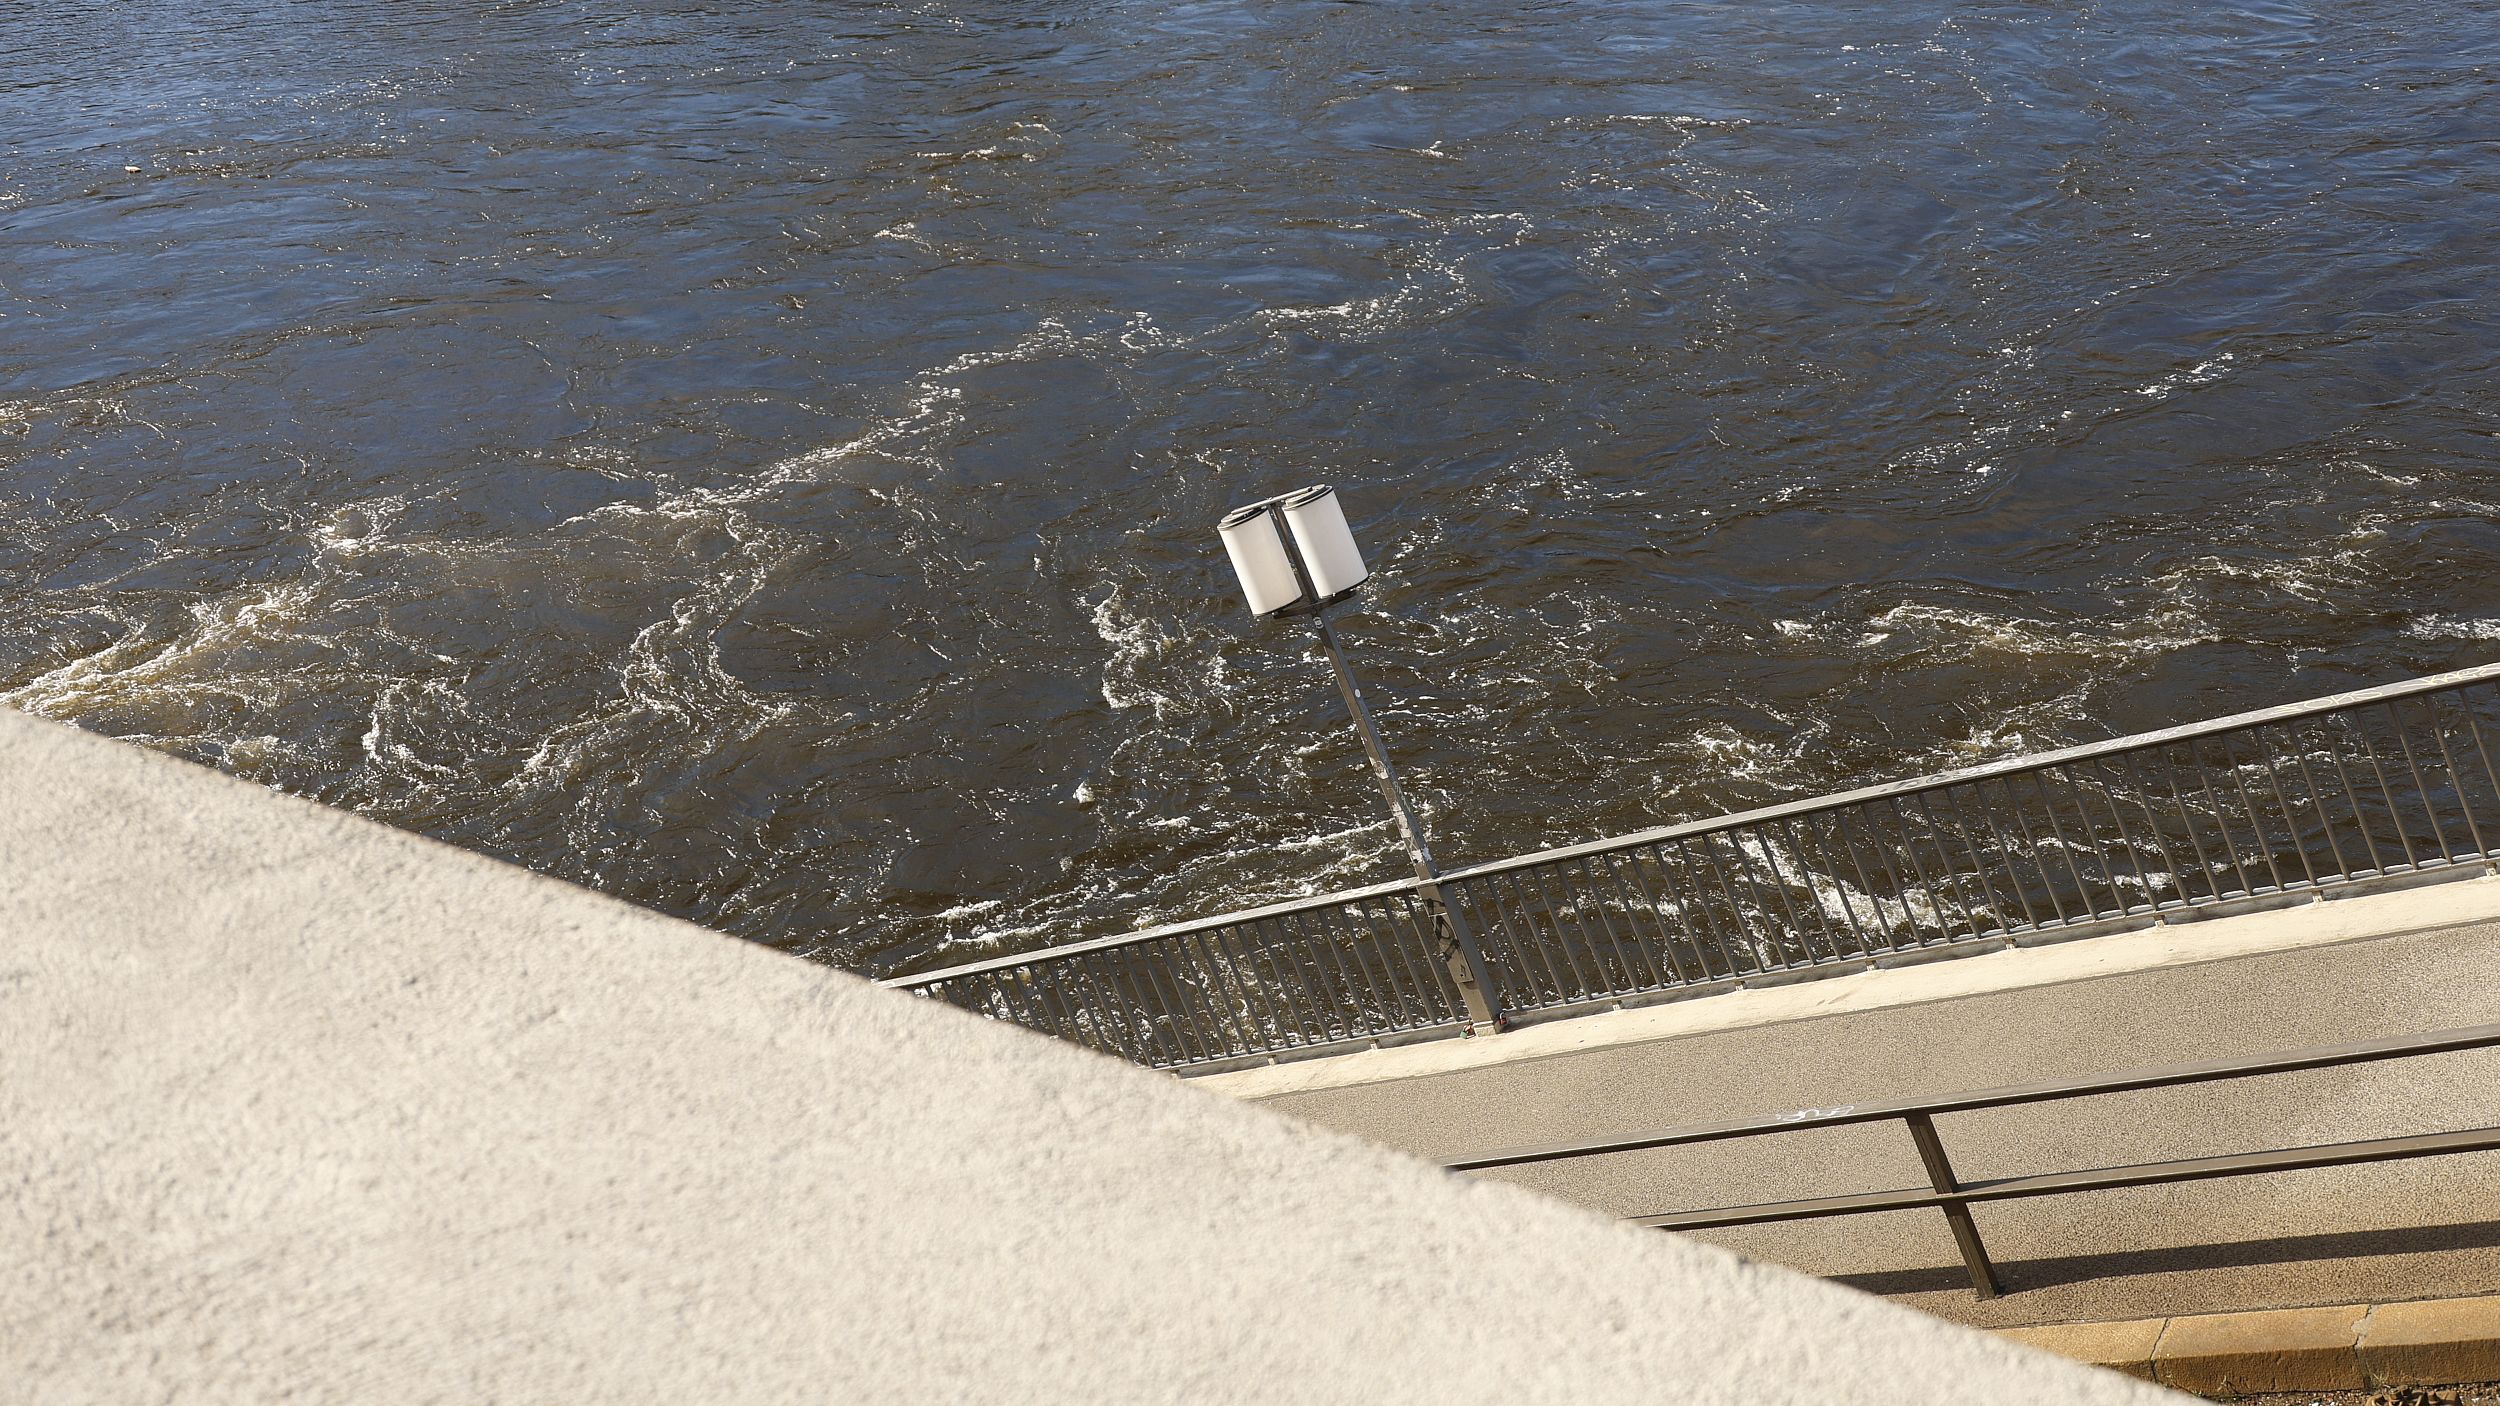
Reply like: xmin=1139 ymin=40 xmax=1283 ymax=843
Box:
xmin=1252 ymin=249 xmax=1473 ymax=340
xmin=509 ymin=531 xmax=799 ymax=795
xmin=2405 ymin=613 xmax=2500 ymax=641
xmin=2135 ymin=352 xmax=2237 ymax=399
xmin=1087 ymin=580 xmax=1202 ymax=720
xmin=3 ymin=577 xmax=326 ymax=720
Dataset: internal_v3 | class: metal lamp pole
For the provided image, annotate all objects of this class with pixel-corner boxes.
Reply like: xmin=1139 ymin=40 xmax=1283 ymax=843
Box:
xmin=1218 ymin=488 xmax=1502 ymax=1034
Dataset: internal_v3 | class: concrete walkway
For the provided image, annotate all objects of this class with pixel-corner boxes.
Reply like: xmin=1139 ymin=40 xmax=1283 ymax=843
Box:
xmin=1218 ymin=880 xmax=2500 ymax=1332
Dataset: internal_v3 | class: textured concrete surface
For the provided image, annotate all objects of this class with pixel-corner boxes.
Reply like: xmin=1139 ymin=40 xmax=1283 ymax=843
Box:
xmin=2154 ymin=1305 xmax=2372 ymax=1395
xmin=0 ymin=706 xmax=2175 ymax=1404
xmin=2364 ymin=1296 xmax=2500 ymax=1386
xmin=1227 ymin=883 xmax=2500 ymax=1330
xmin=2000 ymin=1319 xmax=2167 ymax=1382
xmin=2002 ymin=1293 xmax=2500 ymax=1391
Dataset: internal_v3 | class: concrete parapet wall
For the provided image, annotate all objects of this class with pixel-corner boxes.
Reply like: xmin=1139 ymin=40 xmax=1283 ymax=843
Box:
xmin=0 ymin=706 xmax=2169 ymax=1403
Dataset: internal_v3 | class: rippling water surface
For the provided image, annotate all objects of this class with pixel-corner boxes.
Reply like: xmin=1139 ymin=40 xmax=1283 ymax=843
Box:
xmin=6 ymin=1 xmax=2500 ymax=974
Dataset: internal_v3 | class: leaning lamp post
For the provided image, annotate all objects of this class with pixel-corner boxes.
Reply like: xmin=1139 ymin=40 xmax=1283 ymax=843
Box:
xmin=1215 ymin=486 xmax=1502 ymax=1033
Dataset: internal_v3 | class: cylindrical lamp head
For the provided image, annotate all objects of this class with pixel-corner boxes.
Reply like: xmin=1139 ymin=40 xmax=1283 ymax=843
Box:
xmin=1217 ymin=501 xmax=1306 ymax=617
xmin=1280 ymin=484 xmax=1368 ymax=599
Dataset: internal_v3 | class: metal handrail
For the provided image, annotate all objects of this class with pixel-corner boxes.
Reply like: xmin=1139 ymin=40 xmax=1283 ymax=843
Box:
xmin=891 ymin=875 xmax=1424 ymax=989
xmin=1445 ymin=1020 xmax=2500 ymax=1298
xmin=889 ymin=662 xmax=2500 ymax=1072
xmin=1446 ymin=1020 xmax=2500 ymax=1169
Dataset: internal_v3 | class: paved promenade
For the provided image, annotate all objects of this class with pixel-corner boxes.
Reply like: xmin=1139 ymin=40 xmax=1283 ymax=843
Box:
xmin=1214 ymin=880 xmax=2500 ymax=1331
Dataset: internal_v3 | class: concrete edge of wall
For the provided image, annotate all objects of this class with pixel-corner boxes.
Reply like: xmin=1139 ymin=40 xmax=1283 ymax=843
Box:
xmin=2001 ymin=1293 xmax=2500 ymax=1394
xmin=1 ymin=705 xmax=2186 ymax=1404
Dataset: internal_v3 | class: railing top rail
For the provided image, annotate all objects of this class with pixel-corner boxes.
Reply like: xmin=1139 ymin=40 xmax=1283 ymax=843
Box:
xmin=1439 ymin=659 xmax=2500 ymax=884
xmin=883 ymin=873 xmax=1425 ymax=989
xmin=1444 ymin=1019 xmax=2500 ymax=1172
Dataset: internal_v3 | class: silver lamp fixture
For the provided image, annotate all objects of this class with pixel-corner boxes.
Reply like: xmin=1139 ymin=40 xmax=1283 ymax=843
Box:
xmin=1215 ymin=485 xmax=1499 ymax=1032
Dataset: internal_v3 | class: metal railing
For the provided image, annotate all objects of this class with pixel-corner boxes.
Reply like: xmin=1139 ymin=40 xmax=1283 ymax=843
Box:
xmin=888 ymin=661 xmax=2500 ymax=1071
xmin=1446 ymin=1020 xmax=2500 ymax=1298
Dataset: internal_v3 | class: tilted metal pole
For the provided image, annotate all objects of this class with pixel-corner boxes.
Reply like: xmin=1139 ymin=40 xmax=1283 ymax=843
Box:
xmin=1268 ymin=503 xmax=1502 ymax=1033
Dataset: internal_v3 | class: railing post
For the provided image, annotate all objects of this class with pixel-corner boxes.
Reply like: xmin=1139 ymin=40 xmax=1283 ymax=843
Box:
xmin=1310 ymin=612 xmax=1502 ymax=1034
xmin=1421 ymin=879 xmax=1501 ymax=1034
xmin=1904 ymin=1111 xmax=2000 ymax=1299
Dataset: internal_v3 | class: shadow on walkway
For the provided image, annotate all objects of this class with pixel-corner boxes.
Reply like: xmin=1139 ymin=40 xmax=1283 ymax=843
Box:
xmin=1832 ymin=1219 xmax=2500 ymax=1300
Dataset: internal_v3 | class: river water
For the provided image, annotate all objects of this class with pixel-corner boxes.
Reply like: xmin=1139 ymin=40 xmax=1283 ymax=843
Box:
xmin=6 ymin=1 xmax=2499 ymax=976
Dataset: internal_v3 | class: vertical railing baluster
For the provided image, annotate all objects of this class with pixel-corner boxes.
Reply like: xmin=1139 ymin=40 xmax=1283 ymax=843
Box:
xmin=2076 ymin=760 xmax=2157 ymax=915
xmin=1565 ymin=857 xmax=1639 ymax=995
xmin=1792 ymin=812 xmax=1875 ymax=956
xmin=1029 ymin=964 xmax=1091 ymax=1047
xmin=2027 ymin=768 xmax=2109 ymax=920
xmin=1646 ymin=842 xmax=1737 ymax=981
xmin=1569 ymin=859 xmax=1634 ymax=996
xmin=1923 ymin=789 xmax=2008 ymax=939
xmin=1902 ymin=793 xmax=1981 ymax=940
xmin=1140 ymin=940 xmax=1205 ymax=1060
xmin=1712 ymin=830 xmax=1788 ymax=968
xmin=1255 ymin=916 xmax=1324 ymax=1049
xmin=1121 ymin=946 xmax=1180 ymax=1066
xmin=1602 ymin=847 xmax=1688 ymax=986
xmin=1771 ymin=815 xmax=1850 ymax=961
xmin=1015 ymin=971 xmax=1081 ymax=1046
xmin=2319 ymin=719 xmax=2387 ymax=879
xmin=1588 ymin=852 xmax=1673 ymax=990
xmin=2215 ymin=731 xmax=2289 ymax=893
xmin=1993 ymin=773 xmax=2072 ymax=926
xmin=1347 ymin=900 xmax=1420 ymax=1032
xmin=1083 ymin=950 xmax=1148 ymax=1062
xmin=2185 ymin=738 xmax=2256 ymax=898
xmin=2250 ymin=726 xmax=2321 ymax=889
xmin=1511 ymin=865 xmax=1588 ymax=1001
xmin=1183 ymin=926 xmax=1258 ymax=1058
xmin=2356 ymin=723 xmax=2421 ymax=871
xmin=2152 ymin=745 xmax=2220 ymax=904
xmin=1954 ymin=787 xmax=2039 ymax=934
xmin=1726 ymin=827 xmax=1813 ymax=968
xmin=2278 ymin=723 xmax=2351 ymax=882
xmin=2117 ymin=751 xmax=2185 ymax=912
xmin=1361 ymin=896 xmax=1437 ymax=1028
xmin=1302 ymin=910 xmax=1360 ymax=1042
xmin=2426 ymin=699 xmax=2489 ymax=861
xmin=1820 ymin=805 xmax=1898 ymax=946
xmin=1473 ymin=875 xmax=1551 ymax=1010
xmin=2387 ymin=699 xmax=2455 ymax=863
xmin=1840 ymin=803 xmax=1918 ymax=949
xmin=1498 ymin=869 xmax=1571 ymax=1003
xmin=1302 ymin=910 xmax=1363 ymax=1043
xmin=2456 ymin=686 xmax=2500 ymax=861
xmin=1880 ymin=795 xmax=1954 ymax=944
xmin=1682 ymin=833 xmax=1762 ymax=972
xmin=1294 ymin=907 xmax=1366 ymax=1041
xmin=1039 ymin=957 xmax=1103 ymax=1056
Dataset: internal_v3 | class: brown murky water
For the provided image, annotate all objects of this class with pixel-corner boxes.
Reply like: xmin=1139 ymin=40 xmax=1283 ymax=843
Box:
xmin=6 ymin=0 xmax=2499 ymax=976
